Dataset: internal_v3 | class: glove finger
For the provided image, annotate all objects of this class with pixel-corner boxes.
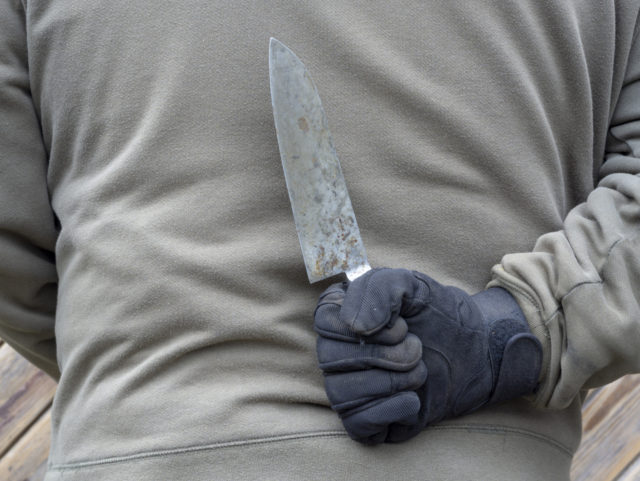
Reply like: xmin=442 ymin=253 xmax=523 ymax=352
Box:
xmin=340 ymin=268 xmax=436 ymax=336
xmin=316 ymin=282 xmax=348 ymax=308
xmin=315 ymin=281 xmax=408 ymax=344
xmin=386 ymin=422 xmax=424 ymax=443
xmin=341 ymin=392 xmax=421 ymax=444
xmin=317 ymin=333 xmax=423 ymax=372
xmin=325 ymin=361 xmax=428 ymax=412
xmin=366 ymin=318 xmax=408 ymax=345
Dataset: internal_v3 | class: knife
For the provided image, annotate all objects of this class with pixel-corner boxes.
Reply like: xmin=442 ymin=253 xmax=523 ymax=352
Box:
xmin=269 ymin=38 xmax=371 ymax=283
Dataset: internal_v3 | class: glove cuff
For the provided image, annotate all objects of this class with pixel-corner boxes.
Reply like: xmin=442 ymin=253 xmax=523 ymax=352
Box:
xmin=472 ymin=287 xmax=527 ymax=325
xmin=472 ymin=288 xmax=542 ymax=404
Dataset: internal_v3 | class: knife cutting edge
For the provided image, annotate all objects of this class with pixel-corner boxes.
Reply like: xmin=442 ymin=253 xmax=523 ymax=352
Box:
xmin=269 ymin=38 xmax=371 ymax=283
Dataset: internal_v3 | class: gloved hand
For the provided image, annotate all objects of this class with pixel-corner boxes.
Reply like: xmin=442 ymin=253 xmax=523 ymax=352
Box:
xmin=314 ymin=268 xmax=542 ymax=444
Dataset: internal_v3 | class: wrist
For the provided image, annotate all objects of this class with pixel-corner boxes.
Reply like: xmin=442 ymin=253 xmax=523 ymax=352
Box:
xmin=472 ymin=287 xmax=527 ymax=326
xmin=471 ymin=287 xmax=542 ymax=403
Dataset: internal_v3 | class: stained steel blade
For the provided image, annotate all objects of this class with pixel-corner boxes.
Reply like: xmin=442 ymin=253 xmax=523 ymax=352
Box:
xmin=269 ymin=38 xmax=371 ymax=283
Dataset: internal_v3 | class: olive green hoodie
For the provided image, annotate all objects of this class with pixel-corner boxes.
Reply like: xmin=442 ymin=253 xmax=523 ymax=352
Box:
xmin=1 ymin=1 xmax=639 ymax=479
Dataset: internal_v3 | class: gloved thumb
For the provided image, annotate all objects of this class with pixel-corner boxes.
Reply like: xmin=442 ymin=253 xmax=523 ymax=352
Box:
xmin=339 ymin=268 xmax=431 ymax=335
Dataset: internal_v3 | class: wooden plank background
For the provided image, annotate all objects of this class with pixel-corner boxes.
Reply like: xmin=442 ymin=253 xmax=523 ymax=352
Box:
xmin=1 ymin=338 xmax=639 ymax=480
xmin=0 ymin=340 xmax=56 ymax=480
xmin=571 ymin=374 xmax=640 ymax=481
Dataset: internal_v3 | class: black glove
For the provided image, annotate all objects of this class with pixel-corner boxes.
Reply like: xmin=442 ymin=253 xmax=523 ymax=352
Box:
xmin=314 ymin=268 xmax=542 ymax=444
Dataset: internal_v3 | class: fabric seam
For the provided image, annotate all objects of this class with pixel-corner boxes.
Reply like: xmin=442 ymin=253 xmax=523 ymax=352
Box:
xmin=557 ymin=234 xmax=635 ymax=304
xmin=49 ymin=431 xmax=347 ymax=472
xmin=48 ymin=423 xmax=573 ymax=472
xmin=429 ymin=424 xmax=574 ymax=457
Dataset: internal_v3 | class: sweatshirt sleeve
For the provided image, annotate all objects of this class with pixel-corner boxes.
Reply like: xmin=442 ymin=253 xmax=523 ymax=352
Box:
xmin=488 ymin=22 xmax=640 ymax=410
xmin=0 ymin=0 xmax=60 ymax=380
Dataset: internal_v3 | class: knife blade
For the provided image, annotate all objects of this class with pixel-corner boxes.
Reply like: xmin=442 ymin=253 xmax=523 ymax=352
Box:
xmin=269 ymin=38 xmax=371 ymax=283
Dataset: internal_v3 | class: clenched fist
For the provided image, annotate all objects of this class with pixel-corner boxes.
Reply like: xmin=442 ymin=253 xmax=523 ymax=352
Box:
xmin=314 ymin=268 xmax=542 ymax=444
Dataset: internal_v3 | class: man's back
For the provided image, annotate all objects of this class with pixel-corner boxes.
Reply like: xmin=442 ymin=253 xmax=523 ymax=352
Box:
xmin=1 ymin=1 xmax=639 ymax=479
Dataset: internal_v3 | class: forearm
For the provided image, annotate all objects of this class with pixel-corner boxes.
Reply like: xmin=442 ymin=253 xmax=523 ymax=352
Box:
xmin=0 ymin=0 xmax=59 ymax=379
xmin=489 ymin=23 xmax=640 ymax=409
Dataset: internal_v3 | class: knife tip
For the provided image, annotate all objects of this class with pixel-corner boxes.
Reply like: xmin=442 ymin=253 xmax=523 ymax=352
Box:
xmin=269 ymin=37 xmax=281 ymax=49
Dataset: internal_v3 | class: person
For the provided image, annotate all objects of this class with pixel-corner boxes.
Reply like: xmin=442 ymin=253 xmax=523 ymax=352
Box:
xmin=1 ymin=1 xmax=639 ymax=480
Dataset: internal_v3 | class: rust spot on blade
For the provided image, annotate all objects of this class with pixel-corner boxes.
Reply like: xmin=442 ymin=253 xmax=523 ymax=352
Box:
xmin=315 ymin=246 xmax=326 ymax=275
xmin=298 ymin=117 xmax=309 ymax=132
